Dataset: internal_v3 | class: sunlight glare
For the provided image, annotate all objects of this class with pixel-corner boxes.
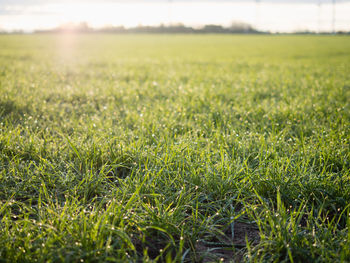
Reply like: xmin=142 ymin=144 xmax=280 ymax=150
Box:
xmin=0 ymin=1 xmax=350 ymax=32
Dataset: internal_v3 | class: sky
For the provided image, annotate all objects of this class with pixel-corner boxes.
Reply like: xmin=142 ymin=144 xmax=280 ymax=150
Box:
xmin=0 ymin=0 xmax=349 ymax=32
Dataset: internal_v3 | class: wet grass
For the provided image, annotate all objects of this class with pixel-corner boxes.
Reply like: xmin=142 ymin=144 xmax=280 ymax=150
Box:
xmin=0 ymin=34 xmax=349 ymax=262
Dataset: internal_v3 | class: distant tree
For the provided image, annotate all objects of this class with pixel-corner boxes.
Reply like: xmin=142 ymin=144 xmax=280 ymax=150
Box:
xmin=229 ymin=22 xmax=257 ymax=33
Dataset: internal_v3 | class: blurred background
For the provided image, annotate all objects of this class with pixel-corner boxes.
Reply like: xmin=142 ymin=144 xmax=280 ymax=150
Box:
xmin=0 ymin=0 xmax=349 ymax=33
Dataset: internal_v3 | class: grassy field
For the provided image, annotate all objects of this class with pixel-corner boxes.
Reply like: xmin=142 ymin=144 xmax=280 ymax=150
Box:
xmin=0 ymin=34 xmax=349 ymax=262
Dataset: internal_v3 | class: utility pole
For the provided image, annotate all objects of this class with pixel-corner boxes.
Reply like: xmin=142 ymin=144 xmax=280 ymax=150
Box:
xmin=255 ymin=0 xmax=261 ymax=31
xmin=332 ymin=0 xmax=336 ymax=34
xmin=318 ymin=0 xmax=322 ymax=33
xmin=168 ymin=0 xmax=173 ymax=25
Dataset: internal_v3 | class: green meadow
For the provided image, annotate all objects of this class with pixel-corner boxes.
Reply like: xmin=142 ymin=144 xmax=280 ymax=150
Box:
xmin=0 ymin=34 xmax=349 ymax=262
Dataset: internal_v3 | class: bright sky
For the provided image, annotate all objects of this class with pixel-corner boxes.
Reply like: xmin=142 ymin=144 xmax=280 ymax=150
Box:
xmin=0 ymin=0 xmax=349 ymax=32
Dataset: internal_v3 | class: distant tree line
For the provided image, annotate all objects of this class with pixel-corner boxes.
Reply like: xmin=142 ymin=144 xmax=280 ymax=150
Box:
xmin=2 ymin=22 xmax=347 ymax=34
xmin=34 ymin=22 xmax=264 ymax=34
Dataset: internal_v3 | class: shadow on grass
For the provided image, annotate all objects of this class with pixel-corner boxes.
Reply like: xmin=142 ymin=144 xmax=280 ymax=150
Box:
xmin=0 ymin=99 xmax=31 ymax=121
xmin=196 ymin=222 xmax=260 ymax=262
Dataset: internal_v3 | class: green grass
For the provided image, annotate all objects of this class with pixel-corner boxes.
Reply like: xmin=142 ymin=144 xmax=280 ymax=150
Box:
xmin=0 ymin=34 xmax=349 ymax=262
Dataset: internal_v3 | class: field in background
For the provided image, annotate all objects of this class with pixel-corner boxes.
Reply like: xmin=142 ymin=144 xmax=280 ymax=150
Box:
xmin=0 ymin=35 xmax=349 ymax=262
